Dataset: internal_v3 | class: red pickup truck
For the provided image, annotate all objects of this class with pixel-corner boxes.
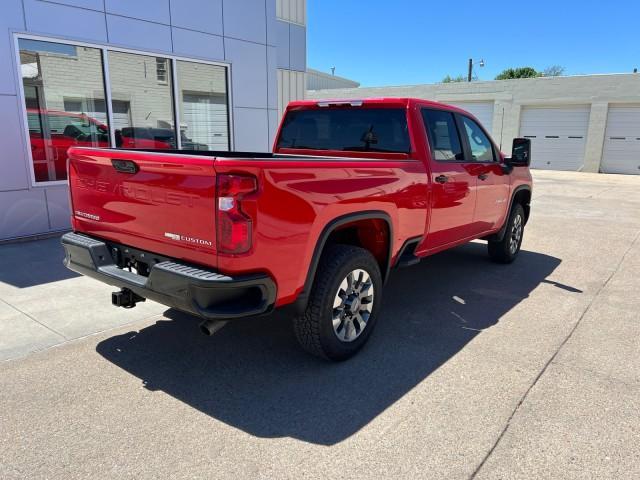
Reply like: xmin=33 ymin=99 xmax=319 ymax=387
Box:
xmin=62 ymin=98 xmax=532 ymax=360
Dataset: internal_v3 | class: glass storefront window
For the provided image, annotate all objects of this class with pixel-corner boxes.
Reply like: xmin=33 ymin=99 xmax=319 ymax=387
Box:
xmin=108 ymin=51 xmax=176 ymax=150
xmin=17 ymin=37 xmax=232 ymax=183
xmin=176 ymin=61 xmax=230 ymax=151
xmin=19 ymin=39 xmax=110 ymax=182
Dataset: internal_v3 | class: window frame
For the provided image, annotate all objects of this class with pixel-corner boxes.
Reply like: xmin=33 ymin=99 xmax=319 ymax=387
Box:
xmin=421 ymin=107 xmax=467 ymax=163
xmin=13 ymin=33 xmax=234 ymax=187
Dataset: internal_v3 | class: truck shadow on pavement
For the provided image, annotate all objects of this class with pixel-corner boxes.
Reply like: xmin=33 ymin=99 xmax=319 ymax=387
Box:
xmin=96 ymin=242 xmax=565 ymax=445
xmin=0 ymin=236 xmax=79 ymax=288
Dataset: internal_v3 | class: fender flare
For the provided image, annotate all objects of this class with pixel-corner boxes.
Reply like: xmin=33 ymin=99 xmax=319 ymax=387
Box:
xmin=291 ymin=210 xmax=394 ymax=314
xmin=491 ymin=185 xmax=532 ymax=242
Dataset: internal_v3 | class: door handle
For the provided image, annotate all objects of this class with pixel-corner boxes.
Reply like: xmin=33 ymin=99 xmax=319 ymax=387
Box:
xmin=435 ymin=175 xmax=448 ymax=184
xmin=478 ymin=173 xmax=489 ymax=181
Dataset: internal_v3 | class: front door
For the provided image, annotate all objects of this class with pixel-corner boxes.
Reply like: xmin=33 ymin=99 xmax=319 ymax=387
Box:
xmin=458 ymin=115 xmax=510 ymax=233
xmin=419 ymin=108 xmax=478 ymax=251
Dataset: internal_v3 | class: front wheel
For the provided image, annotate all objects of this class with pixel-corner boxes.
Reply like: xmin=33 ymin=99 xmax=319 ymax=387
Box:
xmin=488 ymin=203 xmax=525 ymax=264
xmin=293 ymin=245 xmax=383 ymax=361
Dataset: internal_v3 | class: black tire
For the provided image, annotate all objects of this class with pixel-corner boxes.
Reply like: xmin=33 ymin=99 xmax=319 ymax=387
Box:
xmin=488 ymin=203 xmax=525 ymax=264
xmin=293 ymin=244 xmax=383 ymax=361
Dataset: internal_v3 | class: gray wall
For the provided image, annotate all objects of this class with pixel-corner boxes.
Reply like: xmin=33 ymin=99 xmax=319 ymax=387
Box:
xmin=307 ymin=68 xmax=360 ymax=90
xmin=0 ymin=0 xmax=306 ymax=241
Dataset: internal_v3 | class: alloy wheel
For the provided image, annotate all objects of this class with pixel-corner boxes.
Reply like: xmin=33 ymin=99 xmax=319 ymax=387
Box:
xmin=331 ymin=269 xmax=374 ymax=342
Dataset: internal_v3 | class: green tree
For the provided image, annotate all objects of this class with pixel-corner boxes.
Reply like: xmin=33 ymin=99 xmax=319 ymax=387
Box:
xmin=495 ymin=67 xmax=541 ymax=80
xmin=442 ymin=74 xmax=467 ymax=83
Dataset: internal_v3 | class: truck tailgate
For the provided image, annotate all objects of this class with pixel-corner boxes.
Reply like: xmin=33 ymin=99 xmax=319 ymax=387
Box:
xmin=68 ymin=148 xmax=218 ymax=268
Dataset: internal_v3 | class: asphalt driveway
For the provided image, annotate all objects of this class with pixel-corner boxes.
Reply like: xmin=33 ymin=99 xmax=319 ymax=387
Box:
xmin=1 ymin=170 xmax=639 ymax=479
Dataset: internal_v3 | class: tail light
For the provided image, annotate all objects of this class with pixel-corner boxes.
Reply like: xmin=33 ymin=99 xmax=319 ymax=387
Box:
xmin=216 ymin=174 xmax=257 ymax=254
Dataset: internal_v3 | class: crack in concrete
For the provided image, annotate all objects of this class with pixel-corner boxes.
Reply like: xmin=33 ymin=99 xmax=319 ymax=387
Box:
xmin=0 ymin=297 xmax=68 ymax=341
xmin=469 ymin=228 xmax=640 ymax=479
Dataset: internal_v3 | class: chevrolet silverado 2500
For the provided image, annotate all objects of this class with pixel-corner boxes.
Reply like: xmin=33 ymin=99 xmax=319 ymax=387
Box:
xmin=61 ymin=98 xmax=532 ymax=360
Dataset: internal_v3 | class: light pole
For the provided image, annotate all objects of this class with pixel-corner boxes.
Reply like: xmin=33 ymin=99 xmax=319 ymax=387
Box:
xmin=467 ymin=58 xmax=485 ymax=82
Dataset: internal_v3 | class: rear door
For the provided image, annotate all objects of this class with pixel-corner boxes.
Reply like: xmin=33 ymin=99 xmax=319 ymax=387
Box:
xmin=420 ymin=108 xmax=478 ymax=250
xmin=457 ymin=114 xmax=510 ymax=233
xmin=68 ymin=148 xmax=219 ymax=267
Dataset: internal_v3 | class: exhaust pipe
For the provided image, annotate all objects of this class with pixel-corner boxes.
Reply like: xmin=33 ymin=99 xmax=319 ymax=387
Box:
xmin=112 ymin=288 xmax=145 ymax=309
xmin=199 ymin=319 xmax=228 ymax=336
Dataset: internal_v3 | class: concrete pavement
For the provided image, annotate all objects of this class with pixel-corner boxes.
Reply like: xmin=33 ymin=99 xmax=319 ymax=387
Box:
xmin=1 ymin=170 xmax=639 ymax=479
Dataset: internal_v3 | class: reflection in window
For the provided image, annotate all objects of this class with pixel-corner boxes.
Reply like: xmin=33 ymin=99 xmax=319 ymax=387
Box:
xmin=176 ymin=61 xmax=229 ymax=151
xmin=19 ymin=39 xmax=110 ymax=182
xmin=422 ymin=109 xmax=464 ymax=161
xmin=462 ymin=117 xmax=495 ymax=162
xmin=277 ymin=108 xmax=410 ymax=153
xmin=108 ymin=51 xmax=176 ymax=150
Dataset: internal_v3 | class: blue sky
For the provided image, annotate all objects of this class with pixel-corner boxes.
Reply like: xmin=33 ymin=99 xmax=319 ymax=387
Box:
xmin=307 ymin=0 xmax=640 ymax=87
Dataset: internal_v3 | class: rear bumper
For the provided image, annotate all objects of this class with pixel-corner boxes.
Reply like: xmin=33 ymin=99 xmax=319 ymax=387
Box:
xmin=61 ymin=232 xmax=276 ymax=319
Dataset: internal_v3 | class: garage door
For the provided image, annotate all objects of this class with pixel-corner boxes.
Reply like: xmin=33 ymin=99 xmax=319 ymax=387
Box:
xmin=449 ymin=102 xmax=495 ymax=134
xmin=601 ymin=105 xmax=640 ymax=175
xmin=182 ymin=94 xmax=229 ymax=151
xmin=520 ymin=106 xmax=590 ymax=171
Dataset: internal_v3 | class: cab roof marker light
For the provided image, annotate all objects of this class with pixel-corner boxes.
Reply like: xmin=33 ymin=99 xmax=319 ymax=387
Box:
xmin=317 ymin=100 xmax=363 ymax=108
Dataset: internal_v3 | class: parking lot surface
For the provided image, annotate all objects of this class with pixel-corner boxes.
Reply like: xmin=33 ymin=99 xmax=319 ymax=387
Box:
xmin=1 ymin=170 xmax=639 ymax=479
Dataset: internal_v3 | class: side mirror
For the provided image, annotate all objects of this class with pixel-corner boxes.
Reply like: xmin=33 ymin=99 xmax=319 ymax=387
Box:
xmin=505 ymin=138 xmax=531 ymax=167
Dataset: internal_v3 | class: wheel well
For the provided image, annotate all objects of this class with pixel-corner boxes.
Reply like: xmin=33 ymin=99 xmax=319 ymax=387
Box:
xmin=325 ymin=218 xmax=390 ymax=279
xmin=513 ymin=189 xmax=531 ymax=223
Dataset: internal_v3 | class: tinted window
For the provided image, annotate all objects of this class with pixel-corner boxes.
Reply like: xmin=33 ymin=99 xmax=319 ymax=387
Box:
xmin=421 ymin=109 xmax=464 ymax=161
xmin=461 ymin=116 xmax=495 ymax=162
xmin=277 ymin=108 xmax=411 ymax=153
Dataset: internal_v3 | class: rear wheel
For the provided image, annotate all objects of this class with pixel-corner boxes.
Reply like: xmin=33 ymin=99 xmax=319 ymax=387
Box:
xmin=293 ymin=245 xmax=382 ymax=361
xmin=488 ymin=203 xmax=525 ymax=264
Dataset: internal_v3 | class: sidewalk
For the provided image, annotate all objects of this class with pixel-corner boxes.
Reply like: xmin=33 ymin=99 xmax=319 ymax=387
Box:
xmin=0 ymin=236 xmax=163 ymax=361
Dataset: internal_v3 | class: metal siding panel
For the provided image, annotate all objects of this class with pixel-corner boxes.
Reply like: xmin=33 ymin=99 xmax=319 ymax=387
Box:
xmin=223 ymin=0 xmax=267 ymax=44
xmin=106 ymin=15 xmax=172 ymax=52
xmin=275 ymin=20 xmax=290 ymax=69
xmin=0 ymin=0 xmax=25 ymax=95
xmin=46 ymin=186 xmax=72 ymax=231
xmin=172 ymin=27 xmax=224 ymax=61
xmin=24 ymin=0 xmax=108 ymax=43
xmin=170 ymin=0 xmax=223 ymax=36
xmin=289 ymin=23 xmax=306 ymax=72
xmin=224 ymin=38 xmax=268 ymax=109
xmin=0 ymin=95 xmax=30 ymax=190
xmin=106 ymin=0 xmax=170 ymax=24
xmin=233 ymin=107 xmax=269 ymax=151
xmin=296 ymin=71 xmax=304 ymax=100
xmin=0 ymin=189 xmax=50 ymax=239
xmin=267 ymin=46 xmax=278 ymax=109
xmin=282 ymin=69 xmax=290 ymax=113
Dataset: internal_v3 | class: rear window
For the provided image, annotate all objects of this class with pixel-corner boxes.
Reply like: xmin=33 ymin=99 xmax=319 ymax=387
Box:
xmin=277 ymin=108 xmax=411 ymax=153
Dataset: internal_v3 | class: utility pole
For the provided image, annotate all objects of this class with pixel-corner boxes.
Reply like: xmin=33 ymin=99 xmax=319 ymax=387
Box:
xmin=467 ymin=58 xmax=485 ymax=82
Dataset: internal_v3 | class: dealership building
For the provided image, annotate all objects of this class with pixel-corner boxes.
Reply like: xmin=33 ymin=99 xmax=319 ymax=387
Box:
xmin=308 ymin=73 xmax=640 ymax=176
xmin=0 ymin=0 xmax=306 ymax=241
